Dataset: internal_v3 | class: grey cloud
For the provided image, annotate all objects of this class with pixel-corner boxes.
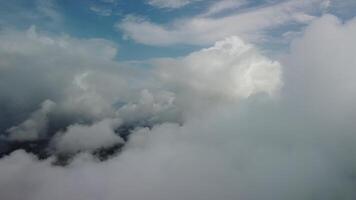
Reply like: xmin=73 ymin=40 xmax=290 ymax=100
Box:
xmin=6 ymin=100 xmax=56 ymax=141
xmin=54 ymin=119 xmax=123 ymax=154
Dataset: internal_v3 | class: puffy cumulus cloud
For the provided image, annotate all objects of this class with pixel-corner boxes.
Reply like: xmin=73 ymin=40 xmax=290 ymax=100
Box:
xmin=0 ymin=26 xmax=279 ymax=141
xmin=0 ymin=25 xmax=180 ymax=153
xmin=147 ymin=0 xmax=201 ymax=9
xmin=154 ymin=36 xmax=281 ymax=103
xmin=54 ymin=119 xmax=123 ymax=154
xmin=0 ymin=26 xmax=130 ymax=136
xmin=118 ymin=0 xmax=326 ymax=46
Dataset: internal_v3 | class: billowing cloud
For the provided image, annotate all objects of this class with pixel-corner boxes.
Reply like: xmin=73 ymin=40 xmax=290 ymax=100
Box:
xmin=0 ymin=22 xmax=282 ymax=150
xmin=0 ymin=26 xmax=127 ymax=135
xmin=1 ymin=13 xmax=356 ymax=200
xmin=54 ymin=119 xmax=123 ymax=153
xmin=154 ymin=36 xmax=281 ymax=101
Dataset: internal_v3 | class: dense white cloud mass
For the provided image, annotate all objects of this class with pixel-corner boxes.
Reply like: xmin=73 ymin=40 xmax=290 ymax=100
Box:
xmin=54 ymin=119 xmax=123 ymax=153
xmin=1 ymin=101 xmax=356 ymax=200
xmin=0 ymin=25 xmax=188 ymax=165
xmin=283 ymin=14 xmax=356 ymax=123
xmin=153 ymin=36 xmax=282 ymax=115
xmin=119 ymin=0 xmax=327 ymax=46
xmin=1 ymin=13 xmax=356 ymax=200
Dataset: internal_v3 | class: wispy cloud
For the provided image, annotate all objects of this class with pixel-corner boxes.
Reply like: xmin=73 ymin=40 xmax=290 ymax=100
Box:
xmin=147 ymin=0 xmax=202 ymax=9
xmin=0 ymin=0 xmax=63 ymax=29
xmin=118 ymin=0 xmax=328 ymax=46
xmin=90 ymin=5 xmax=113 ymax=16
xmin=200 ymin=0 xmax=248 ymax=17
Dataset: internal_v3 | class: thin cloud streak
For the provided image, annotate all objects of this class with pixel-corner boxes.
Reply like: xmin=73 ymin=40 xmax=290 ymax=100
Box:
xmin=118 ymin=0 xmax=328 ymax=46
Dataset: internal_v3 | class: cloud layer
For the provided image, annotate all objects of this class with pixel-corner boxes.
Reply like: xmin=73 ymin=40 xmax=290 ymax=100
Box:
xmin=0 ymin=14 xmax=356 ymax=200
xmin=119 ymin=0 xmax=328 ymax=46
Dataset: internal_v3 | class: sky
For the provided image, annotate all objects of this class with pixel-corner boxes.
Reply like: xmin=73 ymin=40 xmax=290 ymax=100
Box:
xmin=0 ymin=0 xmax=356 ymax=200
xmin=1 ymin=0 xmax=355 ymax=60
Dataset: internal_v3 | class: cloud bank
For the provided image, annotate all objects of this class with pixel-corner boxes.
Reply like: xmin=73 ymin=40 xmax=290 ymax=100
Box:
xmin=0 ymin=14 xmax=356 ymax=200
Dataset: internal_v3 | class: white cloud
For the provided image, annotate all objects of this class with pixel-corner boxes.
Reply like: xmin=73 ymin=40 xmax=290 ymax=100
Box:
xmin=0 ymin=26 xmax=179 ymax=145
xmin=154 ymin=36 xmax=282 ymax=101
xmin=0 ymin=26 xmax=281 ymax=145
xmin=201 ymin=0 xmax=248 ymax=17
xmin=1 ymin=92 xmax=356 ymax=200
xmin=147 ymin=0 xmax=201 ymax=9
xmin=90 ymin=5 xmax=113 ymax=16
xmin=54 ymin=119 xmax=123 ymax=153
xmin=1 ymin=14 xmax=356 ymax=200
xmin=283 ymin=14 xmax=356 ymax=123
xmin=119 ymin=0 xmax=326 ymax=46
xmin=0 ymin=26 xmax=133 ymax=138
xmin=117 ymin=89 xmax=180 ymax=125
xmin=6 ymin=100 xmax=56 ymax=141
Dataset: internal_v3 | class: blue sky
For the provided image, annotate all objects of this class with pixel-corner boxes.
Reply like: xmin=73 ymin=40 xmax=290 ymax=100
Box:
xmin=1 ymin=0 xmax=355 ymax=60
